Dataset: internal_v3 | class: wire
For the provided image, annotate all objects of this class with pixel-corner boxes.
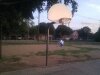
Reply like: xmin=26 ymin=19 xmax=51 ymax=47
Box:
xmin=76 ymin=14 xmax=100 ymax=21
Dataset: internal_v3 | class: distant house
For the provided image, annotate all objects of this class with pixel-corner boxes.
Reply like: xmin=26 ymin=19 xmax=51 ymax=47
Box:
xmin=33 ymin=34 xmax=46 ymax=40
xmin=33 ymin=34 xmax=53 ymax=41
xmin=62 ymin=35 xmax=71 ymax=41
xmin=39 ymin=35 xmax=46 ymax=40
xmin=49 ymin=35 xmax=53 ymax=40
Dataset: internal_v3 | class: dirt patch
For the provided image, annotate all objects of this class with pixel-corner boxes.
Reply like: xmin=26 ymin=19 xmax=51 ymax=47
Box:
xmin=88 ymin=51 xmax=100 ymax=58
xmin=1 ymin=44 xmax=100 ymax=73
xmin=2 ymin=44 xmax=79 ymax=56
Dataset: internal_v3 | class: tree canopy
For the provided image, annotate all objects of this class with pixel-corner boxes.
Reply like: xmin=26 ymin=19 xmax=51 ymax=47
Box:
xmin=0 ymin=0 xmax=43 ymax=19
xmin=0 ymin=0 xmax=78 ymax=19
xmin=38 ymin=22 xmax=55 ymax=35
xmin=78 ymin=26 xmax=91 ymax=40
xmin=0 ymin=0 xmax=78 ymax=40
xmin=38 ymin=22 xmax=47 ymax=35
xmin=94 ymin=28 xmax=100 ymax=42
xmin=55 ymin=25 xmax=73 ymax=38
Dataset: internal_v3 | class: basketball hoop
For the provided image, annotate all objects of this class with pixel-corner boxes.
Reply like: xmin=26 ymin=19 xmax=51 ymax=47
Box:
xmin=46 ymin=3 xmax=72 ymax=66
xmin=48 ymin=3 xmax=72 ymax=25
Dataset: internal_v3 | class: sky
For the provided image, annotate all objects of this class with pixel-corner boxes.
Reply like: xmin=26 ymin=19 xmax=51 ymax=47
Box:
xmin=33 ymin=0 xmax=100 ymax=33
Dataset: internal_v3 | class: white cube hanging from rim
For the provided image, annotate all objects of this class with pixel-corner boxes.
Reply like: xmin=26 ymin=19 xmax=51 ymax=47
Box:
xmin=48 ymin=3 xmax=72 ymax=24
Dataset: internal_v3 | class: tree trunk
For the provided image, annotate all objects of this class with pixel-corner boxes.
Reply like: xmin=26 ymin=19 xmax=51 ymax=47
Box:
xmin=0 ymin=24 xmax=2 ymax=59
xmin=38 ymin=10 xmax=40 ymax=41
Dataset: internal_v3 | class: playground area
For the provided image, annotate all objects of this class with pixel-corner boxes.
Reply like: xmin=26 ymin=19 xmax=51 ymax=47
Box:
xmin=0 ymin=41 xmax=100 ymax=72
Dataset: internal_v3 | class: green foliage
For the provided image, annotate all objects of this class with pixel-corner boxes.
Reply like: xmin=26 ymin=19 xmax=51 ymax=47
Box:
xmin=0 ymin=0 xmax=78 ymax=40
xmin=0 ymin=57 xmax=8 ymax=62
xmin=78 ymin=26 xmax=91 ymax=40
xmin=35 ymin=46 xmax=99 ymax=57
xmin=29 ymin=26 xmax=38 ymax=36
xmin=35 ymin=50 xmax=66 ymax=56
xmin=1 ymin=12 xmax=30 ymax=39
xmin=38 ymin=22 xmax=55 ymax=35
xmin=0 ymin=0 xmax=78 ymax=19
xmin=47 ymin=22 xmax=55 ymax=35
xmin=0 ymin=56 xmax=21 ymax=62
xmin=94 ymin=28 xmax=100 ymax=42
xmin=55 ymin=25 xmax=73 ymax=38
xmin=10 ymin=56 xmax=21 ymax=62
xmin=35 ymin=51 xmax=53 ymax=56
xmin=38 ymin=22 xmax=48 ymax=35
xmin=53 ymin=49 xmax=66 ymax=56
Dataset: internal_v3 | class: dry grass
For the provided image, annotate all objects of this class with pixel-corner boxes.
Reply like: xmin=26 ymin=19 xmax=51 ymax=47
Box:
xmin=0 ymin=42 xmax=100 ymax=73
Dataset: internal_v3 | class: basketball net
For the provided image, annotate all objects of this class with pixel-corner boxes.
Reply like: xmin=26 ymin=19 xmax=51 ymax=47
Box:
xmin=58 ymin=18 xmax=71 ymax=26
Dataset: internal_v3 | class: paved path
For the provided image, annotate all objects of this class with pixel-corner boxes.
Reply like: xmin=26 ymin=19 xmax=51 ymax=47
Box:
xmin=1 ymin=60 xmax=100 ymax=75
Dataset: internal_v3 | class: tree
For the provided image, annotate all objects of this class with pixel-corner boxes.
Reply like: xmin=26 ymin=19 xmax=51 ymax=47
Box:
xmin=47 ymin=22 xmax=55 ymax=35
xmin=1 ymin=13 xmax=28 ymax=39
xmin=94 ymin=28 xmax=100 ymax=42
xmin=29 ymin=26 xmax=38 ymax=37
xmin=55 ymin=25 xmax=73 ymax=38
xmin=0 ymin=0 xmax=78 ymax=19
xmin=38 ymin=22 xmax=47 ymax=35
xmin=0 ymin=0 xmax=78 ymax=59
xmin=35 ymin=22 xmax=55 ymax=40
xmin=0 ymin=0 xmax=78 ymax=38
xmin=78 ymin=26 xmax=91 ymax=40
xmin=18 ymin=21 xmax=28 ymax=37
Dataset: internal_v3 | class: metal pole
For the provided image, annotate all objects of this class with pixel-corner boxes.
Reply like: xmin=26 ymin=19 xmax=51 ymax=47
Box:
xmin=0 ymin=24 xmax=2 ymax=59
xmin=28 ymin=26 xmax=29 ymax=40
xmin=46 ymin=27 xmax=49 ymax=66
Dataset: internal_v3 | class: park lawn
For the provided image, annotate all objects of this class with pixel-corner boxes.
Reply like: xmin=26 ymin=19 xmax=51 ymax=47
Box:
xmin=0 ymin=41 xmax=100 ymax=73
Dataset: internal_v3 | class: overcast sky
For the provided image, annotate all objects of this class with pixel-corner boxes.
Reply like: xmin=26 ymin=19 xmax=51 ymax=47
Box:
xmin=33 ymin=0 xmax=100 ymax=33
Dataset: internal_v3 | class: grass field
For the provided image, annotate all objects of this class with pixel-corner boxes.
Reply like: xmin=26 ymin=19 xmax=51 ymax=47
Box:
xmin=2 ymin=40 xmax=100 ymax=45
xmin=0 ymin=40 xmax=100 ymax=73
